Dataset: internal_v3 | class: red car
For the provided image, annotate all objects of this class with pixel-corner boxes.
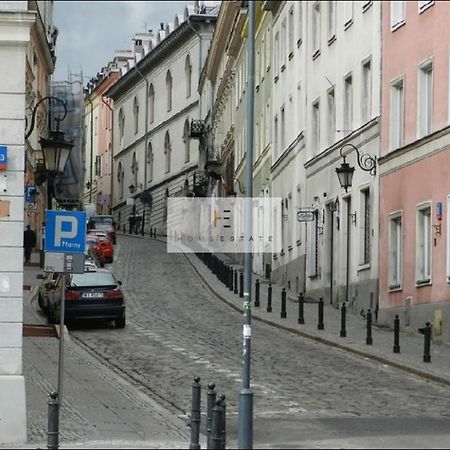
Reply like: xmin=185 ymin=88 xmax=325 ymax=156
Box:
xmin=87 ymin=233 xmax=114 ymax=264
xmin=89 ymin=215 xmax=116 ymax=244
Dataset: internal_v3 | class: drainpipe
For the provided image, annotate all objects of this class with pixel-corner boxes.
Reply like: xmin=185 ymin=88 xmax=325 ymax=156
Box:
xmin=87 ymin=97 xmax=94 ymax=204
xmin=134 ymin=61 xmax=149 ymax=234
xmin=101 ymin=96 xmax=114 ymax=214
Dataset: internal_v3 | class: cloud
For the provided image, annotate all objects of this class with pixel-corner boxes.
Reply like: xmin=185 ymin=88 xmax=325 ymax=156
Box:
xmin=53 ymin=0 xmax=190 ymax=81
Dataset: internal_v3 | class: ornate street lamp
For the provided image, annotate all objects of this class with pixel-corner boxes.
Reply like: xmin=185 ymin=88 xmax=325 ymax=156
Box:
xmin=26 ymin=96 xmax=74 ymax=209
xmin=335 ymin=143 xmax=376 ymax=192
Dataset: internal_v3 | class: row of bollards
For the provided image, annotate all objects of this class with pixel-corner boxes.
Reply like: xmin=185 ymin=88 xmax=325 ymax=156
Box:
xmin=189 ymin=377 xmax=227 ymax=450
xmin=199 ymin=253 xmax=434 ymax=367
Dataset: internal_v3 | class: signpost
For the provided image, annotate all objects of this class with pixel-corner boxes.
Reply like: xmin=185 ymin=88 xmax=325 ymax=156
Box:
xmin=44 ymin=210 xmax=86 ymax=449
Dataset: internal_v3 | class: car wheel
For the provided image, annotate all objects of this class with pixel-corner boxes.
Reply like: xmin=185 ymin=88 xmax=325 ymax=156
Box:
xmin=114 ymin=313 xmax=126 ymax=329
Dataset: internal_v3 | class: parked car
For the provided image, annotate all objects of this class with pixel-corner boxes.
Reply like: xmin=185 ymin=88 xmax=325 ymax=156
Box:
xmin=89 ymin=215 xmax=116 ymax=244
xmin=45 ymin=267 xmax=126 ymax=328
xmin=86 ymin=235 xmax=106 ymax=267
xmin=86 ymin=232 xmax=113 ymax=263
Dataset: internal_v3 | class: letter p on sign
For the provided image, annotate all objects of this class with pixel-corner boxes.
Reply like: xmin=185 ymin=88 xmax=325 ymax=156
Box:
xmin=54 ymin=216 xmax=78 ymax=247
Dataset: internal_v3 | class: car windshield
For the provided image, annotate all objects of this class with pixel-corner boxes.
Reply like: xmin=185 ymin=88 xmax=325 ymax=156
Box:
xmin=70 ymin=271 xmax=117 ymax=287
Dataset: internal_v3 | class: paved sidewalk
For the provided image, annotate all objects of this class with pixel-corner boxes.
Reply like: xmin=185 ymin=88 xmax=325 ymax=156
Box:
xmin=120 ymin=231 xmax=450 ymax=388
xmin=10 ymin=251 xmax=192 ymax=449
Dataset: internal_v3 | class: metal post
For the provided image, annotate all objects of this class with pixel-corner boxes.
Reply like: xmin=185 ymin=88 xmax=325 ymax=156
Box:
xmin=211 ymin=397 xmax=224 ymax=450
xmin=229 ymin=267 xmax=234 ymax=291
xmin=239 ymin=271 xmax=244 ymax=298
xmin=254 ymin=279 xmax=260 ymax=307
xmin=280 ymin=288 xmax=287 ymax=319
xmin=189 ymin=376 xmax=201 ymax=450
xmin=318 ymin=298 xmax=324 ymax=330
xmin=423 ymin=322 xmax=431 ymax=363
xmin=219 ymin=394 xmax=226 ymax=449
xmin=393 ymin=315 xmax=400 ymax=353
xmin=239 ymin=1 xmax=255 ymax=447
xmin=234 ymin=270 xmax=238 ymax=294
xmin=298 ymin=293 xmax=304 ymax=324
xmin=47 ymin=392 xmax=59 ymax=449
xmin=267 ymin=283 xmax=272 ymax=313
xmin=206 ymin=383 xmax=216 ymax=450
xmin=340 ymin=303 xmax=347 ymax=337
xmin=366 ymin=309 xmax=373 ymax=345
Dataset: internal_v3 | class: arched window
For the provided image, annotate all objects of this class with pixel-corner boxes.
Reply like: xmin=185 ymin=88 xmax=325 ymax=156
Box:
xmin=183 ymin=119 xmax=190 ymax=163
xmin=185 ymin=54 xmax=192 ymax=98
xmin=149 ymin=83 xmax=155 ymax=124
xmin=164 ymin=130 xmax=171 ymax=173
xmin=147 ymin=141 xmax=153 ymax=182
xmin=118 ymin=108 xmax=125 ymax=147
xmin=131 ymin=152 xmax=138 ymax=186
xmin=117 ymin=161 xmax=124 ymax=198
xmin=166 ymin=70 xmax=172 ymax=112
xmin=133 ymin=96 xmax=139 ymax=134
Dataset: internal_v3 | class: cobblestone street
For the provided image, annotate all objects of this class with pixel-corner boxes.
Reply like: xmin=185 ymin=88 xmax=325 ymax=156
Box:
xmin=64 ymin=235 xmax=450 ymax=448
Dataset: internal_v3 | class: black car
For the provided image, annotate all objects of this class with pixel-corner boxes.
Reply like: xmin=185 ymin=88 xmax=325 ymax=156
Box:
xmin=46 ymin=268 xmax=126 ymax=328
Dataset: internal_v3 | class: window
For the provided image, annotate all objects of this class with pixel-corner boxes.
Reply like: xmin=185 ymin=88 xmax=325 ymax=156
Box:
xmin=391 ymin=1 xmax=405 ymax=30
xmin=274 ymin=115 xmax=279 ymax=157
xmin=312 ymin=99 xmax=320 ymax=153
xmin=149 ymin=84 xmax=155 ymax=124
xmin=418 ymin=61 xmax=433 ymax=138
xmin=390 ymin=77 xmax=404 ymax=149
xmin=265 ymin=103 xmax=270 ymax=147
xmin=261 ymin=37 xmax=266 ymax=81
xmin=312 ymin=2 xmax=321 ymax=56
xmin=166 ymin=70 xmax=172 ymax=112
xmin=297 ymin=2 xmax=303 ymax=45
xmin=185 ymin=55 xmax=192 ymax=98
xmin=131 ymin=152 xmax=138 ymax=186
xmin=418 ymin=0 xmax=434 ymax=13
xmin=94 ymin=116 xmax=98 ymax=135
xmin=343 ymin=1 xmax=353 ymax=28
xmin=95 ymin=155 xmax=101 ymax=176
xmin=117 ymin=162 xmax=124 ymax=198
xmin=327 ymin=0 xmax=336 ymax=42
xmin=416 ymin=204 xmax=432 ymax=284
xmin=307 ymin=210 xmax=319 ymax=277
xmin=164 ymin=130 xmax=171 ymax=173
xmin=280 ymin=106 xmax=286 ymax=151
xmin=297 ymin=83 xmax=302 ymax=131
xmin=388 ymin=213 xmax=403 ymax=289
xmin=133 ymin=96 xmax=139 ymax=134
xmin=274 ymin=32 xmax=280 ymax=78
xmin=281 ymin=19 xmax=287 ymax=68
xmin=183 ymin=119 xmax=190 ymax=163
xmin=344 ymin=74 xmax=353 ymax=135
xmin=118 ymin=108 xmax=125 ymax=147
xmin=327 ymin=87 xmax=335 ymax=146
xmin=360 ymin=188 xmax=371 ymax=265
xmin=362 ymin=58 xmax=372 ymax=123
xmin=147 ymin=142 xmax=153 ymax=182
xmin=265 ymin=26 xmax=271 ymax=71
xmin=288 ymin=7 xmax=294 ymax=57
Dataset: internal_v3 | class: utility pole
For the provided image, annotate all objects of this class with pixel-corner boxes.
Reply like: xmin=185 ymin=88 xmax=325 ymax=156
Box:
xmin=238 ymin=1 xmax=255 ymax=448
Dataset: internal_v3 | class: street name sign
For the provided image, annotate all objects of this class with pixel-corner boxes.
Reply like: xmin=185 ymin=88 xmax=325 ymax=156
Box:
xmin=45 ymin=210 xmax=86 ymax=254
xmin=297 ymin=210 xmax=315 ymax=222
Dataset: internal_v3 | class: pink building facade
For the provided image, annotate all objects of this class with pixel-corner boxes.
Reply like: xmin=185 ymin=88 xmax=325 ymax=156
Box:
xmin=378 ymin=0 xmax=450 ymax=340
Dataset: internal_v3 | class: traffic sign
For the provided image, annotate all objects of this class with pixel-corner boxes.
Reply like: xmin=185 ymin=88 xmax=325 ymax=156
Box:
xmin=45 ymin=210 xmax=87 ymax=254
xmin=297 ymin=210 xmax=315 ymax=222
xmin=0 ymin=146 xmax=7 ymax=171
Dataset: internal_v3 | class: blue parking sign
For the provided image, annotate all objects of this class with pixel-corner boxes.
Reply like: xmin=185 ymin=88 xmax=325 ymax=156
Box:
xmin=45 ymin=210 xmax=87 ymax=254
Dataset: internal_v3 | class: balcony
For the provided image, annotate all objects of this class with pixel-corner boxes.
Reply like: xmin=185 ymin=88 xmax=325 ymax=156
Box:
xmin=190 ymin=119 xmax=206 ymax=139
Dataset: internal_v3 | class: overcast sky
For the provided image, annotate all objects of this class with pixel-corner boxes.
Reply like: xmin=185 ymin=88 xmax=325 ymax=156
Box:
xmin=53 ymin=1 xmax=189 ymax=81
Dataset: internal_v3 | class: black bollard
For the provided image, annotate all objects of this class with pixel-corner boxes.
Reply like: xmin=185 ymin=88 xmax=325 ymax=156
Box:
xmin=234 ymin=270 xmax=238 ymax=294
xmin=366 ymin=309 xmax=373 ymax=345
xmin=47 ymin=391 xmax=59 ymax=450
xmin=228 ymin=267 xmax=234 ymax=291
xmin=393 ymin=315 xmax=400 ymax=353
xmin=239 ymin=272 xmax=244 ymax=298
xmin=340 ymin=303 xmax=347 ymax=337
xmin=206 ymin=383 xmax=216 ymax=449
xmin=318 ymin=298 xmax=324 ymax=330
xmin=255 ymin=279 xmax=260 ymax=307
xmin=267 ymin=283 xmax=272 ymax=312
xmin=219 ymin=394 xmax=226 ymax=449
xmin=210 ymin=396 xmax=224 ymax=450
xmin=189 ymin=376 xmax=201 ymax=450
xmin=298 ymin=293 xmax=305 ymax=324
xmin=281 ymin=288 xmax=287 ymax=318
xmin=423 ymin=322 xmax=431 ymax=363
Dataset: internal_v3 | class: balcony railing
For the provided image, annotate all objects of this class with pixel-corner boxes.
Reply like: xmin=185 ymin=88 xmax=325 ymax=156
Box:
xmin=190 ymin=119 xmax=206 ymax=139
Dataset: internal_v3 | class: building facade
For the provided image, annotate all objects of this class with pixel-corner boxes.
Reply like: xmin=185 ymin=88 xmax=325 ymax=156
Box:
xmin=378 ymin=0 xmax=450 ymax=339
xmin=0 ymin=2 xmax=36 ymax=444
xmin=106 ymin=4 xmax=217 ymax=235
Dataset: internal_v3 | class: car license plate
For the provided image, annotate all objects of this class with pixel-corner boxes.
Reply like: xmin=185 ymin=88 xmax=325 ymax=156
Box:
xmin=83 ymin=292 xmax=103 ymax=298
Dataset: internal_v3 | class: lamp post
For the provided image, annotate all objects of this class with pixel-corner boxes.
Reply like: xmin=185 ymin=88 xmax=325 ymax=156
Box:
xmin=335 ymin=143 xmax=376 ymax=306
